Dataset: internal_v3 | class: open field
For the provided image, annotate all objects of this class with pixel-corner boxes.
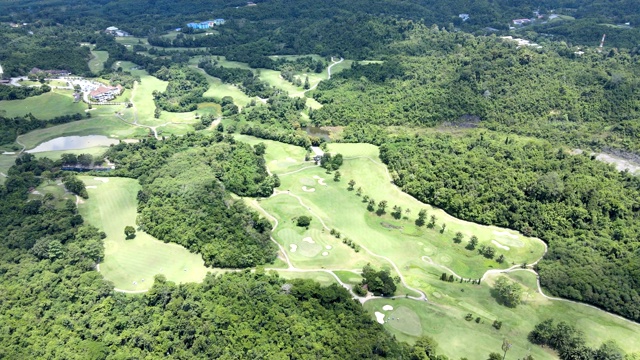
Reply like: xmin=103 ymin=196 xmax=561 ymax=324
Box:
xmin=365 ymin=269 xmax=640 ymax=359
xmin=16 ymin=117 xmax=147 ymax=149
xmin=275 ymin=270 xmax=337 ymax=286
xmin=89 ymin=50 xmax=109 ymax=73
xmin=77 ymin=177 xmax=211 ymax=291
xmin=0 ymin=90 xmax=86 ymax=118
xmin=239 ymin=137 xmax=640 ymax=358
xmin=0 ymin=155 xmax=15 ymax=184
xmin=234 ymin=135 xmax=308 ymax=173
xmin=192 ymin=66 xmax=252 ymax=107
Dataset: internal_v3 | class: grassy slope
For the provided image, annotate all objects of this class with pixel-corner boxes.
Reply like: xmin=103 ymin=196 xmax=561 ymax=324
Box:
xmin=0 ymin=90 xmax=86 ymax=118
xmin=242 ymin=136 xmax=640 ymax=358
xmin=89 ymin=50 xmax=109 ymax=73
xmin=77 ymin=176 xmax=211 ymax=291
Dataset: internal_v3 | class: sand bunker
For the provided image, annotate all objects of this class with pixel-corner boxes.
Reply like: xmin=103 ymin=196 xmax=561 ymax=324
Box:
xmin=492 ymin=240 xmax=510 ymax=251
xmin=375 ymin=312 xmax=385 ymax=324
xmin=302 ymin=237 xmax=315 ymax=244
xmin=493 ymin=230 xmax=518 ymax=239
xmin=382 ymin=305 xmax=394 ymax=311
xmin=317 ymin=179 xmax=327 ymax=186
xmin=322 ymin=252 xmax=329 ymax=256
xmin=94 ymin=177 xmax=109 ymax=183
xmin=325 ymin=245 xmax=332 ymax=250
xmin=302 ymin=186 xmax=316 ymax=192
xmin=289 ymin=244 xmax=298 ymax=252
xmin=285 ymin=157 xmax=297 ymax=162
xmin=86 ymin=186 xmax=97 ymax=189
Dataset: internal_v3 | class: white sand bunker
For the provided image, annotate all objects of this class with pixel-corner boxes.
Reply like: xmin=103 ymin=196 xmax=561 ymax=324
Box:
xmin=382 ymin=305 xmax=394 ymax=311
xmin=290 ymin=244 xmax=298 ymax=252
xmin=375 ymin=312 xmax=385 ymax=324
xmin=493 ymin=230 xmax=518 ymax=239
xmin=285 ymin=157 xmax=297 ymax=162
xmin=302 ymin=186 xmax=316 ymax=192
xmin=86 ymin=186 xmax=97 ymax=189
xmin=94 ymin=177 xmax=109 ymax=183
xmin=492 ymin=240 xmax=510 ymax=251
xmin=322 ymin=251 xmax=329 ymax=256
xmin=312 ymin=175 xmax=327 ymax=185
xmin=325 ymin=245 xmax=332 ymax=249
xmin=302 ymin=237 xmax=315 ymax=244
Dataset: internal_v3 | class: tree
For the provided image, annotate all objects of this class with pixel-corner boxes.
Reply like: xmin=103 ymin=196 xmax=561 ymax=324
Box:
xmin=303 ymin=75 xmax=310 ymax=90
xmin=254 ymin=143 xmax=266 ymax=156
xmin=467 ymin=235 xmax=479 ymax=250
xmin=296 ymin=216 xmax=312 ymax=227
xmin=348 ymin=179 xmax=356 ymax=190
xmin=488 ymin=353 xmax=502 ymax=360
xmin=496 ymin=254 xmax=505 ymax=263
xmin=502 ymin=339 xmax=512 ymax=360
xmin=334 ymin=171 xmax=341 ymax=182
xmin=493 ymin=277 xmax=523 ymax=307
xmin=377 ymin=200 xmax=388 ymax=215
xmin=483 ymin=246 xmax=496 ymax=259
xmin=124 ymin=226 xmax=136 ymax=239
xmin=356 ymin=187 xmax=362 ymax=196
xmin=440 ymin=223 xmax=447 ymax=233
xmin=416 ymin=209 xmax=427 ymax=226
xmin=428 ymin=214 xmax=437 ymax=228
xmin=77 ymin=153 xmax=93 ymax=167
xmin=361 ymin=263 xmax=396 ymax=296
xmin=453 ymin=231 xmax=464 ymax=243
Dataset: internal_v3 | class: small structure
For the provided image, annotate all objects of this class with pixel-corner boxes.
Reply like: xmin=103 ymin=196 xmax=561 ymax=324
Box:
xmin=512 ymin=18 xmax=532 ymax=26
xmin=90 ymin=85 xmax=123 ymax=102
xmin=310 ymin=146 xmax=324 ymax=163
xmin=459 ymin=14 xmax=470 ymax=22
xmin=247 ymin=2 xmax=257 ymax=6
xmin=187 ymin=19 xmax=225 ymax=29
xmin=105 ymin=26 xmax=129 ymax=37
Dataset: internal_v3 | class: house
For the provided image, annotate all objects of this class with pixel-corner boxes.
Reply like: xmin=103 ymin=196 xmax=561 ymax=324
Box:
xmin=512 ymin=19 xmax=532 ymax=25
xmin=114 ymin=30 xmax=130 ymax=37
xmin=90 ymin=85 xmax=123 ymax=102
xmin=459 ymin=14 xmax=470 ymax=22
xmin=188 ymin=19 xmax=225 ymax=29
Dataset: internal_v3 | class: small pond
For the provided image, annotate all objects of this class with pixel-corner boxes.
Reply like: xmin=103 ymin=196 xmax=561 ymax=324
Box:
xmin=303 ymin=126 xmax=331 ymax=140
xmin=26 ymin=135 xmax=119 ymax=153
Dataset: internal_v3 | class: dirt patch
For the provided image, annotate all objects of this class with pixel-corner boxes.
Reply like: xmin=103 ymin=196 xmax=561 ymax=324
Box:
xmin=381 ymin=222 xmax=402 ymax=230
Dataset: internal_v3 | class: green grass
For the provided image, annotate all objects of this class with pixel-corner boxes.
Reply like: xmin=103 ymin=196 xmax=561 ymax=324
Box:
xmin=17 ymin=117 xmax=147 ymax=149
xmin=275 ymin=270 xmax=337 ymax=286
xmin=244 ymin=138 xmax=640 ymax=358
xmin=89 ymin=50 xmax=109 ymax=73
xmin=192 ymin=66 xmax=252 ymax=107
xmin=234 ymin=134 xmax=308 ymax=173
xmin=77 ymin=177 xmax=211 ymax=291
xmin=0 ymin=155 xmax=16 ymax=184
xmin=365 ymin=270 xmax=640 ymax=359
xmin=0 ymin=90 xmax=86 ymax=118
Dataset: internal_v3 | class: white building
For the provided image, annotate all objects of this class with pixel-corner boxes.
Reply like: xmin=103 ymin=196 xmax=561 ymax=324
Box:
xmin=90 ymin=85 xmax=123 ymax=102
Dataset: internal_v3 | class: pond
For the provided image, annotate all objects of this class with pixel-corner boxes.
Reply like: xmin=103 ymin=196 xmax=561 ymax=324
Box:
xmin=26 ymin=135 xmax=120 ymax=153
xmin=303 ymin=126 xmax=331 ymax=141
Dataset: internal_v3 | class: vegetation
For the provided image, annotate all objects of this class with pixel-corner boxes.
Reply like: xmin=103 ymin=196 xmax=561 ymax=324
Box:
xmin=361 ymin=263 xmax=397 ymax=296
xmin=492 ymin=276 xmax=524 ymax=308
xmin=0 ymin=84 xmax=51 ymax=100
xmin=0 ymin=113 xmax=84 ymax=147
xmin=380 ymin=132 xmax=640 ymax=321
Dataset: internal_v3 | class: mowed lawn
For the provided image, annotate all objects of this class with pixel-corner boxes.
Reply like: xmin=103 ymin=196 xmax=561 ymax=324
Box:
xmin=0 ymin=90 xmax=86 ymax=118
xmin=365 ymin=270 xmax=640 ymax=359
xmin=267 ymin=142 xmax=545 ymax=281
xmin=234 ymin=134 xmax=309 ymax=173
xmin=17 ymin=116 xmax=148 ymax=149
xmin=89 ymin=50 xmax=109 ymax=73
xmin=78 ymin=177 xmax=210 ymax=291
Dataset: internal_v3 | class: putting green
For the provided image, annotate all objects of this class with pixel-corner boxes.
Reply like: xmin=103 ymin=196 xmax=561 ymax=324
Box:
xmin=77 ymin=176 xmax=210 ymax=291
xmin=386 ymin=306 xmax=422 ymax=336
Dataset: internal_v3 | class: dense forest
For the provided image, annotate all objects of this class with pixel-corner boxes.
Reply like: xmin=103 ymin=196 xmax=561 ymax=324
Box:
xmin=105 ymin=133 xmax=278 ymax=267
xmin=311 ymin=25 xmax=640 ymax=154
xmin=0 ymin=153 xmax=447 ymax=359
xmin=0 ymin=84 xmax=51 ymax=100
xmin=379 ymin=131 xmax=640 ymax=321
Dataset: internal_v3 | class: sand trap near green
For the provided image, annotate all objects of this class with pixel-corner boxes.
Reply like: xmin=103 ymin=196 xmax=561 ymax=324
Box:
xmin=77 ymin=176 xmax=209 ymax=291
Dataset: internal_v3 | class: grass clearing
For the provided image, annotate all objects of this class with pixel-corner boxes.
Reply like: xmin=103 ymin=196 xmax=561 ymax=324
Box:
xmin=77 ymin=177 xmax=211 ymax=291
xmin=243 ymin=138 xmax=640 ymax=358
xmin=0 ymin=155 xmax=15 ymax=184
xmin=0 ymin=90 xmax=86 ymax=118
xmin=17 ymin=117 xmax=147 ymax=149
xmin=275 ymin=270 xmax=337 ymax=286
xmin=192 ymin=66 xmax=252 ymax=107
xmin=89 ymin=50 xmax=109 ymax=73
xmin=234 ymin=134 xmax=308 ymax=173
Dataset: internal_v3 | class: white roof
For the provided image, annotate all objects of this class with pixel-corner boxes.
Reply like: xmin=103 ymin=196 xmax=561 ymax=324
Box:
xmin=106 ymin=26 xmax=118 ymax=31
